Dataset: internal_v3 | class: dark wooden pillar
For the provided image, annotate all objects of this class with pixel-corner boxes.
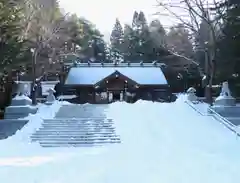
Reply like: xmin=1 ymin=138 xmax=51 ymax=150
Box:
xmin=107 ymin=90 xmax=109 ymax=103
xmin=93 ymin=91 xmax=96 ymax=103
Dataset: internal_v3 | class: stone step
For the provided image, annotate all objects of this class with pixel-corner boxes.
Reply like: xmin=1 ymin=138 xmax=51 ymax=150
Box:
xmin=44 ymin=119 xmax=107 ymax=122
xmin=33 ymin=132 xmax=116 ymax=136
xmin=40 ymin=144 xmax=103 ymax=147
xmin=39 ymin=126 xmax=114 ymax=130
xmin=39 ymin=124 xmax=114 ymax=129
xmin=60 ymin=104 xmax=108 ymax=107
xmin=39 ymin=127 xmax=114 ymax=130
xmin=44 ymin=118 xmax=112 ymax=121
xmin=43 ymin=121 xmax=113 ymax=126
xmin=31 ymin=134 xmax=119 ymax=139
xmin=43 ymin=119 xmax=113 ymax=123
xmin=55 ymin=114 xmax=107 ymax=117
xmin=55 ymin=115 xmax=107 ymax=119
xmin=41 ymin=123 xmax=114 ymax=127
xmin=37 ymin=127 xmax=115 ymax=131
xmin=39 ymin=140 xmax=121 ymax=145
xmin=31 ymin=137 xmax=120 ymax=141
xmin=57 ymin=107 xmax=107 ymax=109
xmin=31 ymin=133 xmax=119 ymax=136
xmin=43 ymin=119 xmax=113 ymax=122
xmin=33 ymin=131 xmax=116 ymax=135
xmin=42 ymin=122 xmax=113 ymax=125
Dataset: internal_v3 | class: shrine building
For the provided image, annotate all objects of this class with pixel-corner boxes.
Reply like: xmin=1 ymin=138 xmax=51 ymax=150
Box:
xmin=63 ymin=62 xmax=171 ymax=103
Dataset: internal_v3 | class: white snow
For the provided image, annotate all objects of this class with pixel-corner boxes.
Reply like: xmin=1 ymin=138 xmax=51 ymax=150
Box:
xmin=0 ymin=101 xmax=71 ymax=157
xmin=0 ymin=96 xmax=240 ymax=183
xmin=12 ymin=95 xmax=32 ymax=102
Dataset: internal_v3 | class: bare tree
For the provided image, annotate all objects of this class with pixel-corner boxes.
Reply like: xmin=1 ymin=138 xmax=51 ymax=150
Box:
xmin=166 ymin=24 xmax=194 ymax=58
xmin=156 ymin=0 xmax=227 ymax=103
xmin=20 ymin=0 xmax=69 ymax=104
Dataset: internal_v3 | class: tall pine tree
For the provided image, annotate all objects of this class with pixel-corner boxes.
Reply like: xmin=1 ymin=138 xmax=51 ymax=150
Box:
xmin=217 ymin=0 xmax=240 ymax=81
xmin=133 ymin=11 xmax=152 ymax=62
xmin=0 ymin=0 xmax=25 ymax=68
xmin=110 ymin=18 xmax=124 ymax=62
xmin=123 ymin=24 xmax=135 ymax=61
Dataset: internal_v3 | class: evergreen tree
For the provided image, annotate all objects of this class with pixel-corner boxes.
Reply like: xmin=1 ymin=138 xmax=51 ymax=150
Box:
xmin=123 ymin=11 xmax=171 ymax=62
xmin=149 ymin=19 xmax=166 ymax=47
xmin=217 ymin=0 xmax=240 ymax=80
xmin=110 ymin=18 xmax=124 ymax=62
xmin=167 ymin=24 xmax=194 ymax=58
xmin=65 ymin=17 xmax=106 ymax=61
xmin=128 ymin=11 xmax=152 ymax=62
xmin=0 ymin=0 xmax=25 ymax=68
xmin=92 ymin=36 xmax=107 ymax=61
xmin=123 ymin=24 xmax=135 ymax=61
xmin=137 ymin=11 xmax=148 ymax=29
xmin=132 ymin=11 xmax=139 ymax=29
xmin=135 ymin=11 xmax=150 ymax=61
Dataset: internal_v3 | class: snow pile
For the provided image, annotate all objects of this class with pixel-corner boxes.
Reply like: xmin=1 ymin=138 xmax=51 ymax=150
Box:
xmin=1 ymin=96 xmax=240 ymax=182
xmin=175 ymin=93 xmax=188 ymax=103
xmin=0 ymin=100 xmax=73 ymax=157
xmin=104 ymin=99 xmax=240 ymax=183
xmin=12 ymin=95 xmax=32 ymax=102
xmin=7 ymin=101 xmax=71 ymax=143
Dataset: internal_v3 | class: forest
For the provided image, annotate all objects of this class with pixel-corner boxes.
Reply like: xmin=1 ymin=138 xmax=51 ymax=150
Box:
xmin=1 ymin=0 xmax=240 ymax=90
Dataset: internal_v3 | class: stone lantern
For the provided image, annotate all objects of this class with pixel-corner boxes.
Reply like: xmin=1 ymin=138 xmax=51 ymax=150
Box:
xmin=186 ymin=87 xmax=198 ymax=102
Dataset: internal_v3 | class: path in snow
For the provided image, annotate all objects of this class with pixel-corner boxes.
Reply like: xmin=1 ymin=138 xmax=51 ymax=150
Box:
xmin=0 ymin=99 xmax=240 ymax=183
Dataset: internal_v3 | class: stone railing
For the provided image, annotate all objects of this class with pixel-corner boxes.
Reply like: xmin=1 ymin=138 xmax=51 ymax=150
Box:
xmin=186 ymin=82 xmax=240 ymax=136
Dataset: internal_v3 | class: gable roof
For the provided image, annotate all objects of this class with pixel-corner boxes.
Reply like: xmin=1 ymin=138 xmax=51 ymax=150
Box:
xmin=65 ymin=67 xmax=168 ymax=85
xmin=94 ymin=70 xmax=139 ymax=86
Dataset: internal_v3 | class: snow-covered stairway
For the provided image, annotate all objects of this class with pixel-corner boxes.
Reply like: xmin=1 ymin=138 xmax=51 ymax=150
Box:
xmin=31 ymin=104 xmax=121 ymax=147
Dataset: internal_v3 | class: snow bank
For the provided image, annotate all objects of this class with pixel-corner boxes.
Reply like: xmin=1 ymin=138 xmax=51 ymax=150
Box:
xmin=105 ymin=98 xmax=240 ymax=183
xmin=12 ymin=95 xmax=32 ymax=102
xmin=175 ymin=93 xmax=188 ymax=103
xmin=4 ymin=101 xmax=71 ymax=144
xmin=0 ymin=101 xmax=74 ymax=157
xmin=1 ymin=96 xmax=240 ymax=183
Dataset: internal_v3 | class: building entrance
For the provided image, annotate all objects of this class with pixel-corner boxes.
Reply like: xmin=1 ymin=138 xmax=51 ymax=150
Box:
xmin=112 ymin=92 xmax=121 ymax=101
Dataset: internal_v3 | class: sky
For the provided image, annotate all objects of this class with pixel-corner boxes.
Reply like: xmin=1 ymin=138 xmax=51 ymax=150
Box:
xmin=58 ymin=0 xmax=177 ymax=40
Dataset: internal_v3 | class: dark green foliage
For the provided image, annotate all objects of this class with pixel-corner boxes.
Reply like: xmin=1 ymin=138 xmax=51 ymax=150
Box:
xmin=0 ymin=0 xmax=26 ymax=68
xmin=110 ymin=18 xmax=124 ymax=62
xmin=64 ymin=15 xmax=106 ymax=61
xmin=216 ymin=0 xmax=240 ymax=81
xmin=116 ymin=11 xmax=172 ymax=62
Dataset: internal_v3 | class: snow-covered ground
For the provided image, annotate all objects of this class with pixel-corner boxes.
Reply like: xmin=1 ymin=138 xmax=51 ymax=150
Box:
xmin=1 ymin=95 xmax=240 ymax=183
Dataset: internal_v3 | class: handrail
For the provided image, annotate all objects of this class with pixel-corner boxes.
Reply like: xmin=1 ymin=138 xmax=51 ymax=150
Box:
xmin=208 ymin=107 xmax=236 ymax=128
xmin=185 ymin=101 xmax=207 ymax=116
xmin=204 ymin=105 xmax=239 ymax=136
xmin=186 ymin=99 xmax=240 ymax=136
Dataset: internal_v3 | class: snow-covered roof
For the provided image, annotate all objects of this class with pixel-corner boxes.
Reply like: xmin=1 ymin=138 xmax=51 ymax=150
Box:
xmin=65 ymin=67 xmax=168 ymax=85
xmin=64 ymin=62 xmax=166 ymax=67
